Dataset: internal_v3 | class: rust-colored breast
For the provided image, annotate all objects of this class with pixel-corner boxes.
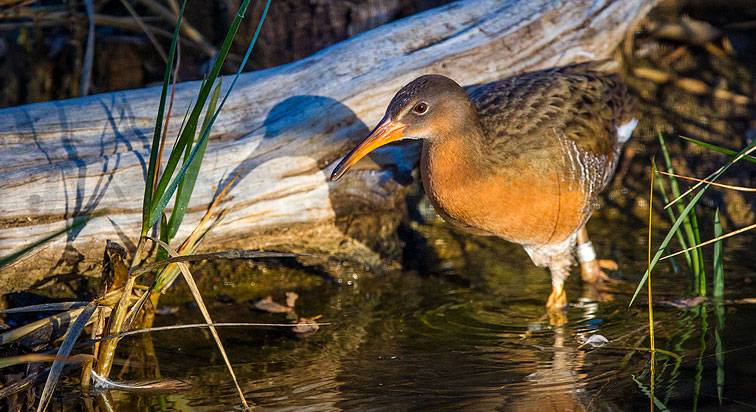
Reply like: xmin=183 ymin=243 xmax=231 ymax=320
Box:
xmin=421 ymin=138 xmax=589 ymax=246
xmin=418 ymin=64 xmax=634 ymax=247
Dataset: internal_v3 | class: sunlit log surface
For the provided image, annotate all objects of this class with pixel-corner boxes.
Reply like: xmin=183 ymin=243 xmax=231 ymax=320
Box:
xmin=0 ymin=0 xmax=656 ymax=292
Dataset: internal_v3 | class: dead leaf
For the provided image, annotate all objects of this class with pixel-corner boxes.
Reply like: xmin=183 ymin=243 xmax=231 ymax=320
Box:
xmin=285 ymin=292 xmax=298 ymax=308
xmin=293 ymin=316 xmax=320 ymax=335
xmin=254 ymin=296 xmax=292 ymax=313
xmin=580 ymin=334 xmax=610 ymax=348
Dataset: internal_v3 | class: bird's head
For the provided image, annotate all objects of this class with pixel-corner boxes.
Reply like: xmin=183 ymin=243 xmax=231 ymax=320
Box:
xmin=330 ymin=74 xmax=473 ymax=181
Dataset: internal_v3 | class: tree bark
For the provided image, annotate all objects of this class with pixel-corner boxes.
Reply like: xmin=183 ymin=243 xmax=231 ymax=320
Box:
xmin=0 ymin=0 xmax=656 ymax=292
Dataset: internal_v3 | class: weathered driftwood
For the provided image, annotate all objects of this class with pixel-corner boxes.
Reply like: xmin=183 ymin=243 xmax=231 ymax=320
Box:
xmin=0 ymin=0 xmax=655 ymax=292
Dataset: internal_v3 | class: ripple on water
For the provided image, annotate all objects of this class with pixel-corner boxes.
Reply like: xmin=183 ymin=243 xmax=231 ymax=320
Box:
xmin=50 ymin=225 xmax=756 ymax=411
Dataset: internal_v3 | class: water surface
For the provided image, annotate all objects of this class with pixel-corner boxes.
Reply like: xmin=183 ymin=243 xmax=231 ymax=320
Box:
xmin=56 ymin=221 xmax=756 ymax=411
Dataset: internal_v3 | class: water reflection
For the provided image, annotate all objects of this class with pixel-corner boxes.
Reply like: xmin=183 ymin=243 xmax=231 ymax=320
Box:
xmin=48 ymin=223 xmax=756 ymax=411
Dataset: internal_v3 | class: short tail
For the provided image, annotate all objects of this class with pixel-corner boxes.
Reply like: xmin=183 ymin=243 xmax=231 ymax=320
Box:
xmin=616 ymin=117 xmax=638 ymax=144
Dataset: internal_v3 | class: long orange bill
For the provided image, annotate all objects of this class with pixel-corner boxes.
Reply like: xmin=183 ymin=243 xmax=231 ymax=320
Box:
xmin=330 ymin=117 xmax=407 ymax=181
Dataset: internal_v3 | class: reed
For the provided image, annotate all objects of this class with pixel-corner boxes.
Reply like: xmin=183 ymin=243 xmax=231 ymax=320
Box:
xmin=655 ymin=134 xmax=706 ymax=296
xmin=632 ymin=134 xmax=756 ymax=410
xmin=713 ymin=209 xmax=725 ymax=404
xmin=647 ymin=159 xmax=657 ymax=412
xmin=630 ymin=135 xmax=756 ymax=305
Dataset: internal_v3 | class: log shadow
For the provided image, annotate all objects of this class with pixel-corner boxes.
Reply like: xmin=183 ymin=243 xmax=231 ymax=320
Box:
xmin=19 ymin=94 xmax=149 ymax=288
xmin=217 ymin=94 xmax=386 ymax=190
xmin=214 ymin=95 xmax=416 ymax=271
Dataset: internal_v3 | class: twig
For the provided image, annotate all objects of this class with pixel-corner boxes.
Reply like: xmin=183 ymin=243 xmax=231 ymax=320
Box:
xmin=136 ymin=0 xmax=216 ymax=57
xmin=0 ymin=9 xmax=207 ymax=54
xmin=117 ymin=0 xmax=168 ymax=62
xmin=79 ymin=0 xmax=95 ymax=97
xmin=0 ymin=369 xmax=45 ymax=400
xmin=130 ymin=250 xmax=297 ymax=276
xmin=632 ymin=67 xmax=749 ymax=105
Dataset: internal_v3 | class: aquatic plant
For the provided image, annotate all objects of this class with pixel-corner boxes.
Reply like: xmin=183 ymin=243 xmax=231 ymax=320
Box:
xmin=634 ymin=134 xmax=755 ymax=411
xmin=645 ymin=159 xmax=658 ymax=411
xmin=654 ymin=134 xmax=706 ymax=296
xmin=0 ymin=1 xmax=274 ymax=410
xmin=631 ymin=134 xmax=756 ymax=304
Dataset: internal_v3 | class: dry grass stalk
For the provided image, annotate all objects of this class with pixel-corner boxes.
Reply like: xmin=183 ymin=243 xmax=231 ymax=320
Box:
xmin=154 ymin=239 xmax=249 ymax=409
xmin=662 ymin=222 xmax=756 ymax=261
xmin=658 ymin=171 xmax=756 ymax=192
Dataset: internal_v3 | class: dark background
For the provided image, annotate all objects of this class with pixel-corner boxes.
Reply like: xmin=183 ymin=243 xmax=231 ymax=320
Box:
xmin=0 ymin=0 xmax=450 ymax=107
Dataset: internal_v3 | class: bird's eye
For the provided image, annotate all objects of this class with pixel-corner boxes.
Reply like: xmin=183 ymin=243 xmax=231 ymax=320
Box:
xmin=413 ymin=102 xmax=429 ymax=115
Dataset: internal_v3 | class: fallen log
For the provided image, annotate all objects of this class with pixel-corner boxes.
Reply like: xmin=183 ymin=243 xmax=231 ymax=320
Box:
xmin=0 ymin=0 xmax=655 ymax=292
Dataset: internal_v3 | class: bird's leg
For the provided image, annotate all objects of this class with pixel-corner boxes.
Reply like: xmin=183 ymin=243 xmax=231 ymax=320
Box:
xmin=546 ymin=270 xmax=568 ymax=309
xmin=576 ymin=226 xmax=617 ymax=285
xmin=546 ymin=262 xmax=570 ymax=326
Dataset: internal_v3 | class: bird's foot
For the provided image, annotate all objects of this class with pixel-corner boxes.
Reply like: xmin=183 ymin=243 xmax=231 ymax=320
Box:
xmin=580 ymin=258 xmax=618 ymax=286
xmin=546 ymin=286 xmax=568 ymax=326
xmin=580 ymin=259 xmax=621 ymax=303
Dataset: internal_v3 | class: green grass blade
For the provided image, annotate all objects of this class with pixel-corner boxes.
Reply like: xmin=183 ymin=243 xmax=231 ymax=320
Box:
xmin=659 ymin=134 xmax=701 ymax=289
xmin=632 ymin=374 xmax=671 ymax=412
xmin=211 ymin=0 xmax=272 ymax=120
xmin=149 ymin=0 xmax=270 ymax=229
xmin=174 ymin=95 xmax=196 ymax=146
xmin=655 ymin=169 xmax=692 ymax=269
xmin=665 ymin=314 xmax=696 ymax=403
xmin=36 ymin=301 xmax=98 ymax=412
xmin=679 ymin=135 xmax=756 ymax=165
xmin=630 ymin=137 xmax=756 ymax=306
xmin=148 ymin=100 xmax=202 ymax=225
xmin=714 ymin=308 xmax=725 ymax=404
xmin=148 ymin=0 xmax=260 ymax=227
xmin=0 ymin=302 xmax=88 ymax=314
xmin=157 ymin=213 xmax=170 ymax=262
xmin=647 ymin=158 xmax=658 ymax=401
xmin=0 ymin=216 xmax=90 ymax=270
xmin=689 ymin=209 xmax=706 ymax=296
xmin=692 ymin=306 xmax=709 ymax=412
xmin=167 ymin=79 xmax=221 ymax=240
xmin=714 ymin=296 xmax=726 ymax=404
xmin=713 ymin=208 xmax=724 ymax=299
xmin=142 ymin=0 xmax=188 ymax=235
xmin=629 ymin=191 xmax=703 ymax=306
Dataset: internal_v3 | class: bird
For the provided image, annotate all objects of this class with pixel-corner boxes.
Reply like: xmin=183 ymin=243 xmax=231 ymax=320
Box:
xmin=330 ymin=62 xmax=637 ymax=317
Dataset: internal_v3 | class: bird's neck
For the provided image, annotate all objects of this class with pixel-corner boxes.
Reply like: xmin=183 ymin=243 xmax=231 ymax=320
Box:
xmin=420 ymin=124 xmax=487 ymax=190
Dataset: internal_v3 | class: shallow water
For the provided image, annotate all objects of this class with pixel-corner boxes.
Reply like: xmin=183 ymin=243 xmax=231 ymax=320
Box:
xmin=51 ymin=219 xmax=756 ymax=411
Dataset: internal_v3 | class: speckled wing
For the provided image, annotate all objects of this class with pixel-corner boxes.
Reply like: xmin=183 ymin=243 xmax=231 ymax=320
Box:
xmin=468 ymin=63 xmax=636 ymax=197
